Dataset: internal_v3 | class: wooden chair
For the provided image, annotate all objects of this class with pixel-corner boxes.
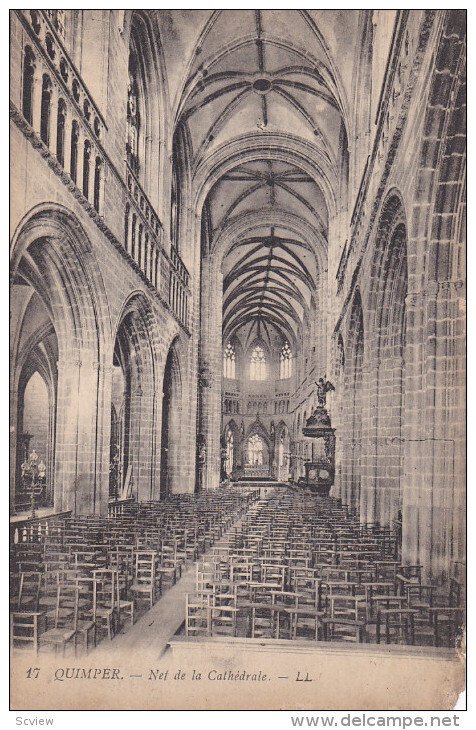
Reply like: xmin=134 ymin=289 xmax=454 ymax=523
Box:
xmin=210 ymin=584 xmax=238 ymax=637
xmin=271 ymin=590 xmax=300 ymax=640
xmin=93 ymin=569 xmax=117 ymax=640
xmin=114 ymin=570 xmax=134 ymax=629
xmin=363 ymin=581 xmax=395 ymax=623
xmin=37 ymin=583 xmax=78 ymax=656
xmin=396 ymin=565 xmax=422 ymax=595
xmin=11 ymin=571 xmax=42 ymax=613
xmin=321 ymin=595 xmax=367 ymax=643
xmin=290 ymin=578 xmax=323 ymax=641
xmin=196 ymin=560 xmax=226 ymax=592
xmin=130 ymin=551 xmax=160 ymax=608
xmin=185 ymin=591 xmax=212 ymax=637
xmin=10 ymin=611 xmax=45 ymax=654
xmin=427 ymin=606 xmax=465 ymax=647
xmin=376 ymin=606 xmax=418 ymax=645
xmin=40 ymin=569 xmax=63 ymax=614
xmin=75 ymin=577 xmax=97 ymax=654
xmin=109 ymin=545 xmax=134 ymax=599
xmin=260 ymin=564 xmax=285 ymax=590
xmin=157 ymin=540 xmax=182 ymax=587
xmin=405 ymin=584 xmax=437 ymax=614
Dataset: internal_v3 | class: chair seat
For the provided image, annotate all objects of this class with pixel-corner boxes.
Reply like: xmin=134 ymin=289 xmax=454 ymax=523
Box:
xmin=77 ymin=620 xmax=95 ymax=632
xmin=130 ymin=582 xmax=153 ymax=592
xmin=321 ymin=617 xmax=366 ymax=627
xmin=428 ymin=607 xmax=464 ymax=620
xmin=96 ymin=606 xmax=114 ymax=617
xmin=380 ymin=608 xmax=418 ymax=615
xmin=40 ymin=627 xmax=76 ymax=643
xmin=289 ymin=607 xmax=324 ymax=617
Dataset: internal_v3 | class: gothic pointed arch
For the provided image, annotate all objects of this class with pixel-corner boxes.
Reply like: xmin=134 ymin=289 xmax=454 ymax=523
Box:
xmin=363 ymin=191 xmax=408 ymax=526
xmin=111 ymin=292 xmax=161 ymax=503
xmin=10 ymin=204 xmax=110 ymax=514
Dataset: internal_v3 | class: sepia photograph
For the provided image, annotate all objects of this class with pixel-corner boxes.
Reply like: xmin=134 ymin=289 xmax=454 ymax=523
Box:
xmin=9 ymin=8 xmax=466 ymax=713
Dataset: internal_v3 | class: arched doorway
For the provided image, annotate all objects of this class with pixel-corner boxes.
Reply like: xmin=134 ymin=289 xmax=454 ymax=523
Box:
xmin=111 ymin=295 xmax=159 ymax=502
xmin=15 ymin=364 xmax=56 ymax=511
xmin=10 ymin=206 xmax=108 ymax=515
xmin=109 ymin=333 xmax=132 ymax=500
xmin=244 ymin=428 xmax=270 ymax=479
xmin=11 ymin=271 xmax=58 ymax=512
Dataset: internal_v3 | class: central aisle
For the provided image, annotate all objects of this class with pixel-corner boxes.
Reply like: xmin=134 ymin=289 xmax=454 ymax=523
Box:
xmin=91 ymin=493 xmax=270 ymax=657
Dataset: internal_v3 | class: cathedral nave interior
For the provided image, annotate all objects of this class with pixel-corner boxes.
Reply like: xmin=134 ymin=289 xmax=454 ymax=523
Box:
xmin=10 ymin=10 xmax=466 ymax=688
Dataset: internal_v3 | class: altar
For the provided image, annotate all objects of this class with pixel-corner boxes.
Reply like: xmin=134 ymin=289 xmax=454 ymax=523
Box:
xmin=243 ymin=464 xmax=270 ymax=479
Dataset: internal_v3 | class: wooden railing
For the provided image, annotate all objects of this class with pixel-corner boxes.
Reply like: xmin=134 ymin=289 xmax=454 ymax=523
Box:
xmin=10 ymin=510 xmax=72 ymax=544
xmin=108 ymin=497 xmax=136 ymax=518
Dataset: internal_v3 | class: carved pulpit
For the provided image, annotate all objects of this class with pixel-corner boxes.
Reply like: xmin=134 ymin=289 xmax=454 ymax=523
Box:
xmin=301 ymin=405 xmax=336 ymax=496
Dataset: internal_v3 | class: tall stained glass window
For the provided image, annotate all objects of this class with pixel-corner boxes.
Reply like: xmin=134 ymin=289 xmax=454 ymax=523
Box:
xmin=250 ymin=345 xmax=266 ymax=381
xmin=248 ymin=434 xmax=264 ymax=465
xmin=223 ymin=342 xmax=236 ymax=378
xmin=279 ymin=341 xmax=292 ymax=379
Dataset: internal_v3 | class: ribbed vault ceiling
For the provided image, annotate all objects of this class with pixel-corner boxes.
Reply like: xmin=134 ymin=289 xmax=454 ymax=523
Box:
xmin=177 ymin=9 xmax=347 ymax=162
xmin=222 ymin=223 xmax=318 ymax=348
xmin=166 ymin=10 xmax=357 ymax=349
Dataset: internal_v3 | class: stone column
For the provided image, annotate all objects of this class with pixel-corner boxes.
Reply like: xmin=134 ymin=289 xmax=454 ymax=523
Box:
xmin=359 ymin=360 xmax=377 ymax=524
xmin=199 ymin=254 xmax=222 ymax=490
xmin=76 ymin=127 xmax=85 ymax=196
xmin=401 ymin=280 xmax=465 ymax=582
xmin=54 ymin=356 xmax=105 ymax=516
xmin=9 ymin=383 xmax=19 ymax=513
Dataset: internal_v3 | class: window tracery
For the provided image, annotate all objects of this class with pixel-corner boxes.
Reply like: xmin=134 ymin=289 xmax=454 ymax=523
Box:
xmin=250 ymin=345 xmax=266 ymax=381
xmin=280 ymin=341 xmax=292 ymax=379
xmin=223 ymin=342 xmax=236 ymax=379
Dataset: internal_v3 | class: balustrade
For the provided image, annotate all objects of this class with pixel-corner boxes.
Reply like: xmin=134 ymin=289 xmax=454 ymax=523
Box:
xmin=18 ymin=10 xmax=105 ymax=216
xmin=169 ymin=246 xmax=190 ymax=329
xmin=124 ymin=163 xmax=164 ymax=293
xmin=13 ymin=10 xmax=191 ymax=332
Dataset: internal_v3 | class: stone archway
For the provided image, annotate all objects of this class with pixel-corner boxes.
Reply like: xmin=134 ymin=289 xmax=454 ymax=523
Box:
xmin=361 ymin=192 xmax=408 ymax=527
xmin=10 ymin=205 xmax=109 ymax=515
xmin=112 ymin=292 xmax=162 ymax=502
xmin=243 ymin=420 xmax=271 ymax=479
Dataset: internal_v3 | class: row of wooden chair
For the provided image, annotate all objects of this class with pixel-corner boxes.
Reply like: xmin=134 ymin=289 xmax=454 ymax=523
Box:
xmin=11 ymin=488 xmax=258 ymax=654
xmin=186 ymin=491 xmax=465 ymax=648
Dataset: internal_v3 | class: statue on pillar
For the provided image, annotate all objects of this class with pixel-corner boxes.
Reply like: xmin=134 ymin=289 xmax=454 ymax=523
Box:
xmin=314 ymin=377 xmax=335 ymax=409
